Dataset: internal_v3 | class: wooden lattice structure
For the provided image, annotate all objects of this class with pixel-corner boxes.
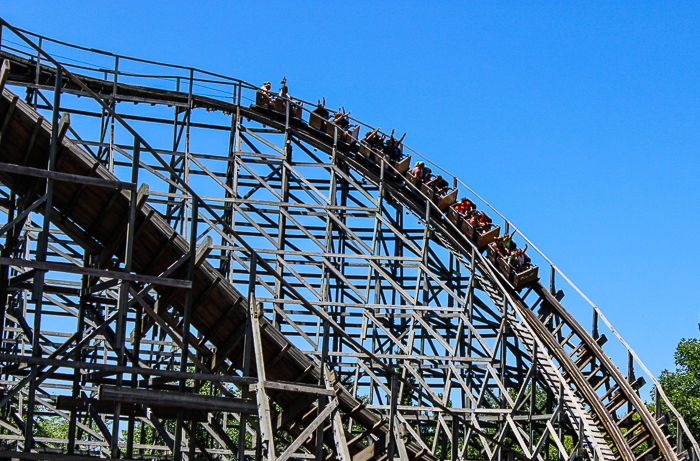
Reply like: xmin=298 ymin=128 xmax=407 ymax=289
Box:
xmin=0 ymin=19 xmax=696 ymax=461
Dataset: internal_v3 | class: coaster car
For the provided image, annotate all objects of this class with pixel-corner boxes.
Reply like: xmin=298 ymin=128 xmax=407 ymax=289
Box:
xmin=405 ymin=170 xmax=419 ymax=187
xmin=255 ymin=91 xmax=272 ymax=109
xmin=477 ymin=225 xmax=500 ymax=247
xmin=486 ymin=243 xmax=539 ymax=288
xmin=309 ymin=111 xmax=326 ymax=130
xmin=437 ymin=189 xmax=458 ymax=211
xmin=513 ymin=265 xmax=539 ymax=288
xmin=273 ymin=98 xmax=303 ymax=119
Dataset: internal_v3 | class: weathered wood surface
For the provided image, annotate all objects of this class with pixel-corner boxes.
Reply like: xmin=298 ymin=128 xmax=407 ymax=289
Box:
xmin=0 ymin=86 xmax=402 ymax=459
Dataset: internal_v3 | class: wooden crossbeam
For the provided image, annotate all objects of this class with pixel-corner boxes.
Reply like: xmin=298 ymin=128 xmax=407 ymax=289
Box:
xmin=98 ymin=385 xmax=257 ymax=414
xmin=0 ymin=161 xmax=136 ymax=190
xmin=0 ymin=256 xmax=191 ymax=288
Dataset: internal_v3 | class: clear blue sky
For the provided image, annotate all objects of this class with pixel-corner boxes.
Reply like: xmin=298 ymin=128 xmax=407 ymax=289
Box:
xmin=3 ymin=1 xmax=700 ymax=385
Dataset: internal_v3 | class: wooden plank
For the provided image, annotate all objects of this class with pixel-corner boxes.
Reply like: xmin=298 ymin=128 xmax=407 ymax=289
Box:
xmin=56 ymin=112 xmax=70 ymax=145
xmin=324 ymin=368 xmax=351 ymax=461
xmin=352 ymin=433 xmax=387 ymax=461
xmin=0 ymin=256 xmax=191 ymax=288
xmin=0 ymin=161 xmax=136 ymax=190
xmin=0 ymin=94 xmax=18 ymax=148
xmin=250 ymin=298 xmax=277 ymax=461
xmin=98 ymin=385 xmax=257 ymax=414
xmin=56 ymin=396 xmax=142 ymax=418
xmin=0 ymin=60 xmax=9 ymax=93
xmin=0 ymin=353 xmax=255 ymax=385
xmin=21 ymin=115 xmax=43 ymax=166
xmin=260 ymin=380 xmax=336 ymax=397
xmin=211 ymin=320 xmax=247 ymax=371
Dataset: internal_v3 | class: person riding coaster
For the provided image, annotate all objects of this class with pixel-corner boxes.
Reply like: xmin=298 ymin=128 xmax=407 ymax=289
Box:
xmin=454 ymin=197 xmax=476 ymax=217
xmin=384 ymin=128 xmax=406 ymax=163
xmin=425 ymin=174 xmax=449 ymax=197
xmin=409 ymin=161 xmax=424 ymax=183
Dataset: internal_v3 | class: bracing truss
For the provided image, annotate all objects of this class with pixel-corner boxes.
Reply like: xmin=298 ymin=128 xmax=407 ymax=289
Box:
xmin=0 ymin=19 xmax=696 ymax=461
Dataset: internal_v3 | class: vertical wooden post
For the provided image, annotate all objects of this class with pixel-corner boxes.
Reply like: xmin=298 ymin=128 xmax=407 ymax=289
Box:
xmin=67 ymin=253 xmax=90 ymax=455
xmin=174 ymin=198 xmax=199 ymax=460
xmin=238 ymin=252 xmax=256 ymax=461
xmin=0 ymin=60 xmax=9 ymax=93
xmin=32 ymin=37 xmax=41 ymax=110
xmin=112 ymin=137 xmax=140 ymax=458
xmin=24 ymin=64 xmax=61 ymax=452
xmin=315 ymin=316 xmax=330 ymax=461
xmin=592 ymin=309 xmax=599 ymax=340
xmin=530 ymin=341 xmax=538 ymax=454
xmin=550 ymin=265 xmax=556 ymax=296
xmin=655 ymin=387 xmax=661 ymax=419
xmin=388 ymin=372 xmax=399 ymax=461
xmin=251 ymin=298 xmax=276 ymax=461
xmin=109 ymin=56 xmax=118 ymax=172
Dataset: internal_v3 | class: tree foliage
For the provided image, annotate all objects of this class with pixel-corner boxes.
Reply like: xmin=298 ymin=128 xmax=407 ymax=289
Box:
xmin=656 ymin=334 xmax=700 ymax=445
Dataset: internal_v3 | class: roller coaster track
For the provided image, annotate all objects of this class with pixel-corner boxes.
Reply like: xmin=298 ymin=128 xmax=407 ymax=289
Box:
xmin=0 ymin=19 xmax=696 ymax=461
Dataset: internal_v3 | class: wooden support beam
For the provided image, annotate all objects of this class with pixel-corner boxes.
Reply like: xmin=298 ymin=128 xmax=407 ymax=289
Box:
xmin=94 ymin=183 xmax=149 ymax=268
xmin=0 ymin=353 xmax=255 ymax=385
xmin=21 ymin=115 xmax=43 ymax=166
xmin=56 ymin=111 xmax=69 ymax=145
xmin=251 ymin=299 xmax=277 ymax=461
xmin=0 ymin=60 xmax=9 ymax=93
xmin=0 ymin=161 xmax=136 ymax=190
xmin=257 ymin=380 xmax=336 ymax=397
xmin=265 ymin=343 xmax=290 ymax=370
xmin=324 ymin=367 xmax=351 ymax=461
xmin=352 ymin=434 xmax=388 ymax=461
xmin=211 ymin=319 xmax=247 ymax=371
xmin=276 ymin=398 xmax=339 ymax=461
xmin=0 ymin=256 xmax=191 ymax=288
xmin=56 ymin=395 xmax=142 ymax=417
xmin=273 ymin=393 xmax=318 ymax=433
xmin=0 ymin=94 xmax=18 ymax=148
xmin=200 ymin=296 xmax=244 ymax=345
xmin=98 ymin=385 xmax=257 ymax=414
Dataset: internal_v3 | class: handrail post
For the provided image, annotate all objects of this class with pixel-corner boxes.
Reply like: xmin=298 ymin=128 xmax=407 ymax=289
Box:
xmin=677 ymin=418 xmax=684 ymax=455
xmin=592 ymin=309 xmax=599 ymax=340
xmin=32 ymin=37 xmax=41 ymax=110
xmin=550 ymin=265 xmax=556 ymax=295
xmin=109 ymin=55 xmax=118 ymax=172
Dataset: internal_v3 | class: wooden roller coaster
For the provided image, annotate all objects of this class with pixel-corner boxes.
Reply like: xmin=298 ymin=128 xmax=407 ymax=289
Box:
xmin=0 ymin=18 xmax=696 ymax=461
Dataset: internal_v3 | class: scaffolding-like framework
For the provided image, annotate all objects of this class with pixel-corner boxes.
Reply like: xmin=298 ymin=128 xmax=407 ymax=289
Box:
xmin=0 ymin=19 xmax=697 ymax=461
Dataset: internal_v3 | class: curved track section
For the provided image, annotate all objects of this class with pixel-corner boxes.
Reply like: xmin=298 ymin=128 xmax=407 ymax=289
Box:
xmin=0 ymin=20 xmax=696 ymax=461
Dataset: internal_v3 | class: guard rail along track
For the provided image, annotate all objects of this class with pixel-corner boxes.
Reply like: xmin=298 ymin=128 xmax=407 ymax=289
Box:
xmin=0 ymin=18 xmax=696 ymax=461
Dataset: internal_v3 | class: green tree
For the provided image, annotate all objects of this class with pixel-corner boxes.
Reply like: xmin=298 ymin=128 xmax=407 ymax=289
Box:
xmin=655 ymin=328 xmax=700 ymax=446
